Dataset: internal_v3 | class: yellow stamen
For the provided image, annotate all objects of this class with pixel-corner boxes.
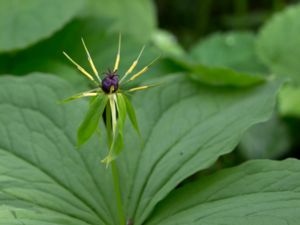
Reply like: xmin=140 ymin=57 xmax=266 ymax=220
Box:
xmin=81 ymin=38 xmax=101 ymax=82
xmin=120 ymin=45 xmax=145 ymax=83
xmin=129 ymin=67 xmax=148 ymax=81
xmin=113 ymin=33 xmax=122 ymax=72
xmin=82 ymin=92 xmax=98 ymax=97
xmin=128 ymin=85 xmax=150 ymax=92
xmin=63 ymin=51 xmax=95 ymax=81
xmin=109 ymin=86 xmax=115 ymax=94
xmin=129 ymin=55 xmax=161 ymax=81
xmin=61 ymin=89 xmax=101 ymax=103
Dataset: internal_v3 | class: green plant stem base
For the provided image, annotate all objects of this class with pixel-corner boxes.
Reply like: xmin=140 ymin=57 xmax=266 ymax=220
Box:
xmin=111 ymin=160 xmax=126 ymax=225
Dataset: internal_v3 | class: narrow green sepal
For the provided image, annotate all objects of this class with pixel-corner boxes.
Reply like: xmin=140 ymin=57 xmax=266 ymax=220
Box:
xmin=60 ymin=93 xmax=85 ymax=103
xmin=116 ymin=93 xmax=127 ymax=132
xmin=77 ymin=94 xmax=108 ymax=147
xmin=123 ymin=94 xmax=141 ymax=137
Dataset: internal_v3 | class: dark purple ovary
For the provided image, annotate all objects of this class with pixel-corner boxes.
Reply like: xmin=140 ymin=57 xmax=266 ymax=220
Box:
xmin=102 ymin=71 xmax=119 ymax=93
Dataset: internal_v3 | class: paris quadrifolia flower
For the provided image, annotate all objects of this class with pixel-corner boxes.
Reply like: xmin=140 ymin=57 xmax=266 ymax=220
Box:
xmin=62 ymin=34 xmax=159 ymax=166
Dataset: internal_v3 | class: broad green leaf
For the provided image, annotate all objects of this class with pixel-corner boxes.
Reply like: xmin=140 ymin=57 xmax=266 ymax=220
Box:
xmin=190 ymin=31 xmax=267 ymax=74
xmin=77 ymin=94 xmax=108 ymax=146
xmin=146 ymin=159 xmax=300 ymax=225
xmin=239 ymin=113 xmax=290 ymax=159
xmin=117 ymin=75 xmax=282 ymax=224
xmin=279 ymin=84 xmax=300 ymax=117
xmin=0 ymin=73 xmax=118 ymax=225
xmin=0 ymin=0 xmax=85 ymax=53
xmin=0 ymin=73 xmax=282 ymax=225
xmin=257 ymin=3 xmax=300 ymax=85
xmin=79 ymin=0 xmax=157 ymax=42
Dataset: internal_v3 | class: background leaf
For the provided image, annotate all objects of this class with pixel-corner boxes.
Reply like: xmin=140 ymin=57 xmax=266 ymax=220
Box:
xmin=257 ymin=3 xmax=300 ymax=85
xmin=239 ymin=112 xmax=291 ymax=159
xmin=0 ymin=0 xmax=85 ymax=53
xmin=0 ymin=18 xmax=163 ymax=86
xmin=168 ymin=32 xmax=268 ymax=87
xmin=169 ymin=56 xmax=265 ymax=87
xmin=151 ymin=29 xmax=185 ymax=57
xmin=80 ymin=0 xmax=157 ymax=42
xmin=190 ymin=31 xmax=267 ymax=74
xmin=279 ymin=84 xmax=300 ymax=118
xmin=189 ymin=64 xmax=265 ymax=87
xmin=146 ymin=159 xmax=300 ymax=225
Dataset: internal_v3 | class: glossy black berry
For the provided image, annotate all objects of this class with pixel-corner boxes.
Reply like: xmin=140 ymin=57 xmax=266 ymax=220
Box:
xmin=102 ymin=70 xmax=119 ymax=93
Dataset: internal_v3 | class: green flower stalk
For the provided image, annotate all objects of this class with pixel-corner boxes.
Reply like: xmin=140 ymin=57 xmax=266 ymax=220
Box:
xmin=63 ymin=35 xmax=159 ymax=165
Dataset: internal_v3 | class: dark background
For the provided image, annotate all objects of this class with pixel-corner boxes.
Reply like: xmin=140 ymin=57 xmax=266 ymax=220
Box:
xmin=155 ymin=0 xmax=299 ymax=47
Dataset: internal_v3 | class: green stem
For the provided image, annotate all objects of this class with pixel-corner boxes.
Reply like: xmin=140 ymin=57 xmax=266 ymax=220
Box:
xmin=111 ymin=160 xmax=126 ymax=225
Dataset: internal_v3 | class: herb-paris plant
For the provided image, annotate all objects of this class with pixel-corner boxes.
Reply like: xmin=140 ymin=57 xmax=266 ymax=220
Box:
xmin=63 ymin=35 xmax=158 ymax=165
xmin=63 ymin=35 xmax=160 ymax=225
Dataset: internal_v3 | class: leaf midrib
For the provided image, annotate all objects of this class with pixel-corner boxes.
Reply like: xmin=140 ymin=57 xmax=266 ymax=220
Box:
xmin=126 ymin=87 xmax=197 ymax=219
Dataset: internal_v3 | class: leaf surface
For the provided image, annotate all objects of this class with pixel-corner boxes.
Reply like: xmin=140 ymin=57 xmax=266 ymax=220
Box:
xmin=167 ymin=31 xmax=267 ymax=87
xmin=80 ymin=0 xmax=156 ymax=42
xmin=257 ymin=3 xmax=300 ymax=85
xmin=279 ymin=84 xmax=300 ymax=118
xmin=118 ymin=75 xmax=282 ymax=224
xmin=0 ymin=73 xmax=116 ymax=225
xmin=0 ymin=0 xmax=85 ymax=52
xmin=239 ymin=112 xmax=290 ymax=159
xmin=146 ymin=159 xmax=300 ymax=225
xmin=190 ymin=31 xmax=267 ymax=74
